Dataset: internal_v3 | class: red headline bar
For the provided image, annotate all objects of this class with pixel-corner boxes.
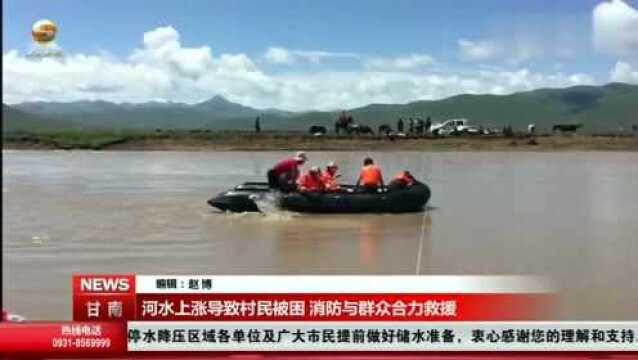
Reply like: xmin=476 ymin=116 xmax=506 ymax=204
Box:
xmin=135 ymin=293 xmax=554 ymax=321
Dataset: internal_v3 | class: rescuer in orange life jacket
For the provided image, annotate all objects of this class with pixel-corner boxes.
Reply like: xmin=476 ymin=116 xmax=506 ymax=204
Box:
xmin=321 ymin=161 xmax=341 ymax=191
xmin=388 ymin=170 xmax=418 ymax=190
xmin=356 ymin=157 xmax=385 ymax=193
xmin=297 ymin=166 xmax=325 ymax=192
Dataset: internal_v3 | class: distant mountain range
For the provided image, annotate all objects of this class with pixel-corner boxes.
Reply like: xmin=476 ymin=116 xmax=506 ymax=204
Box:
xmin=4 ymin=83 xmax=638 ymax=133
xmin=3 ymin=104 xmax=77 ymax=132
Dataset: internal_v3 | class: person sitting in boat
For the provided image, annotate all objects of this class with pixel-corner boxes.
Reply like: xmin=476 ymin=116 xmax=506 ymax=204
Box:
xmin=267 ymin=151 xmax=308 ymax=192
xmin=297 ymin=166 xmax=325 ymax=192
xmin=321 ymin=161 xmax=341 ymax=191
xmin=388 ymin=170 xmax=417 ymax=190
xmin=356 ymin=157 xmax=385 ymax=193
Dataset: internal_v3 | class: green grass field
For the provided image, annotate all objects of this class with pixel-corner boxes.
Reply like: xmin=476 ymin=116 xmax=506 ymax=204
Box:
xmin=4 ymin=129 xmax=637 ymax=151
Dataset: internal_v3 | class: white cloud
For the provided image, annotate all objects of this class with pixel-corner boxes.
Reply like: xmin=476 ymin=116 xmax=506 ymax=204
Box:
xmin=568 ymin=73 xmax=596 ymax=85
xmin=3 ymin=27 xmax=264 ymax=105
xmin=593 ymin=0 xmax=638 ymax=57
xmin=263 ymin=47 xmax=294 ymax=64
xmin=269 ymin=69 xmax=596 ymax=110
xmin=364 ymin=54 xmax=435 ymax=71
xmin=459 ymin=31 xmax=581 ymax=65
xmin=263 ymin=46 xmax=359 ymax=64
xmin=129 ymin=26 xmax=216 ymax=79
xmin=458 ymin=39 xmax=502 ymax=62
xmin=2 ymin=26 xmax=601 ymax=111
xmin=218 ymin=53 xmax=259 ymax=73
xmin=610 ymin=61 xmax=638 ymax=83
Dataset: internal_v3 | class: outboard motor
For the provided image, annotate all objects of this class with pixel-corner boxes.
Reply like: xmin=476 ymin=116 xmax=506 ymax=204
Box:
xmin=207 ymin=182 xmax=271 ymax=212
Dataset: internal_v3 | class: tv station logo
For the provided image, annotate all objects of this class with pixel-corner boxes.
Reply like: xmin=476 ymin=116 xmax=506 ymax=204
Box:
xmin=26 ymin=19 xmax=64 ymax=59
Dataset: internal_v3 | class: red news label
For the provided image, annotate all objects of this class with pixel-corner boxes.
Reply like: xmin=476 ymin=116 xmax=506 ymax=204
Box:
xmin=73 ymin=274 xmax=137 ymax=321
xmin=73 ymin=274 xmax=136 ymax=294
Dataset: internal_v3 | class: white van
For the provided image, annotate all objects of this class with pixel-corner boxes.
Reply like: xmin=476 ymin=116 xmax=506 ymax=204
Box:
xmin=430 ymin=119 xmax=481 ymax=135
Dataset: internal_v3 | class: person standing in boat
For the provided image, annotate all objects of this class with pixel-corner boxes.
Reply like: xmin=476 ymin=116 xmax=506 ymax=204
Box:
xmin=356 ymin=157 xmax=385 ymax=193
xmin=267 ymin=151 xmax=308 ymax=192
xmin=321 ymin=161 xmax=341 ymax=191
xmin=297 ymin=166 xmax=325 ymax=192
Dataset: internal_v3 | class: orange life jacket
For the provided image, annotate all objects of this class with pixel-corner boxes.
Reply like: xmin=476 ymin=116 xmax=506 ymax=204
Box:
xmin=321 ymin=170 xmax=339 ymax=191
xmin=297 ymin=172 xmax=324 ymax=192
xmin=359 ymin=164 xmax=382 ymax=186
xmin=392 ymin=171 xmax=415 ymax=186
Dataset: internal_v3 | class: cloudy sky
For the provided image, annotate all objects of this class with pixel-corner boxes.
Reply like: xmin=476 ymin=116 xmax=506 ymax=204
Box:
xmin=3 ymin=0 xmax=638 ymax=110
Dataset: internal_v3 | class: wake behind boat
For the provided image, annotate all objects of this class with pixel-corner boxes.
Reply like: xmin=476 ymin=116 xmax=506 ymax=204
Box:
xmin=208 ymin=181 xmax=431 ymax=213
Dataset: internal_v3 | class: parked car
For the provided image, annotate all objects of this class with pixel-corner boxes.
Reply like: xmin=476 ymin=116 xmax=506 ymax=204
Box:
xmin=431 ymin=119 xmax=481 ymax=136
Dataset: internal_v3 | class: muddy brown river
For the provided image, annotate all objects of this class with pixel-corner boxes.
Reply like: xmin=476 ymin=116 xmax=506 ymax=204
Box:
xmin=2 ymin=150 xmax=637 ymax=320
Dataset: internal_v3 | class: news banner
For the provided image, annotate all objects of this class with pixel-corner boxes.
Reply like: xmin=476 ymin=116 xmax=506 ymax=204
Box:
xmin=0 ymin=274 xmax=637 ymax=356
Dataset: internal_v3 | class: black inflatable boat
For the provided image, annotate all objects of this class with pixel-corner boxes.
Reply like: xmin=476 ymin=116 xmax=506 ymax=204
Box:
xmin=208 ymin=182 xmax=430 ymax=213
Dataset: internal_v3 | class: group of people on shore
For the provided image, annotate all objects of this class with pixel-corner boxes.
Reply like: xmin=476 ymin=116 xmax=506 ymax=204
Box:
xmin=397 ymin=117 xmax=432 ymax=135
xmin=267 ymin=152 xmax=418 ymax=193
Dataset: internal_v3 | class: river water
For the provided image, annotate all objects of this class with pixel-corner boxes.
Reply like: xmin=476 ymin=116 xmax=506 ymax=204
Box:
xmin=2 ymin=150 xmax=638 ymax=320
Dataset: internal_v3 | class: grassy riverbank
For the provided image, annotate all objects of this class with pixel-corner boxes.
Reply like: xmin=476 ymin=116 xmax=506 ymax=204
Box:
xmin=3 ymin=131 xmax=638 ymax=151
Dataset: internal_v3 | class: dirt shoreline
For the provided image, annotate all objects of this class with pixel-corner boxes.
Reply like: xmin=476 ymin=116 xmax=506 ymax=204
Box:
xmin=3 ymin=133 xmax=638 ymax=151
